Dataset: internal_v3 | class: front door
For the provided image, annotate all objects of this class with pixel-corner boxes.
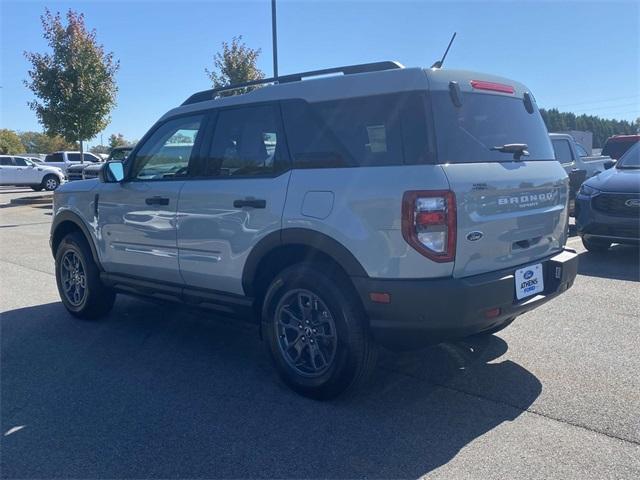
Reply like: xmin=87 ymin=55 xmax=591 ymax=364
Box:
xmin=177 ymin=104 xmax=291 ymax=295
xmin=14 ymin=157 xmax=42 ymax=184
xmin=96 ymin=114 xmax=206 ymax=284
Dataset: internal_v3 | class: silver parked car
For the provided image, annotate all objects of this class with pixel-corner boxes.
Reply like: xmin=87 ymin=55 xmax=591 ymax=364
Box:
xmin=50 ymin=61 xmax=578 ymax=399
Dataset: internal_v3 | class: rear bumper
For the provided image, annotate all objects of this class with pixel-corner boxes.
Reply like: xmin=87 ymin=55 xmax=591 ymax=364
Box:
xmin=353 ymin=248 xmax=578 ymax=350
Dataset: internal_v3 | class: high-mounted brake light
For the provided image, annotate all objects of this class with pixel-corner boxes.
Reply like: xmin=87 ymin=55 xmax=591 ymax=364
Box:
xmin=402 ymin=191 xmax=456 ymax=262
xmin=470 ymin=80 xmax=515 ymax=94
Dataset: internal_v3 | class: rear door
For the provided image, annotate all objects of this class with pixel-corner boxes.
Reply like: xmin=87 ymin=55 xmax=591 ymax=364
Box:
xmin=431 ymin=87 xmax=568 ymax=278
xmin=96 ymin=114 xmax=205 ymax=283
xmin=0 ymin=156 xmax=18 ymax=184
xmin=177 ymin=103 xmax=291 ymax=295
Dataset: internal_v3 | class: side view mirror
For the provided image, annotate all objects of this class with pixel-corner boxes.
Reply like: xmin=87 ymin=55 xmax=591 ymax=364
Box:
xmin=604 ymin=160 xmax=615 ymax=170
xmin=99 ymin=161 xmax=125 ymax=183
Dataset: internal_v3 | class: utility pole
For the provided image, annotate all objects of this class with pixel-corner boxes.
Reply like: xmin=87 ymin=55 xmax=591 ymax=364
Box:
xmin=271 ymin=0 xmax=278 ymax=79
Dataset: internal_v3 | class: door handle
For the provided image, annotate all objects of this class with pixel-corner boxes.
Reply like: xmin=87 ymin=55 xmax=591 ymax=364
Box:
xmin=233 ymin=198 xmax=266 ymax=209
xmin=145 ymin=196 xmax=170 ymax=206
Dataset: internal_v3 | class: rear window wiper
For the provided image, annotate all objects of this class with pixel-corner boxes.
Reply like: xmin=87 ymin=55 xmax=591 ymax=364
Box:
xmin=491 ymin=143 xmax=529 ymax=160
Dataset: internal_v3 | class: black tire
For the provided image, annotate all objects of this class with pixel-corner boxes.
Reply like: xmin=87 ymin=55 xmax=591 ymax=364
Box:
xmin=262 ymin=263 xmax=377 ymax=400
xmin=470 ymin=317 xmax=516 ymax=338
xmin=55 ymin=232 xmax=115 ymax=319
xmin=30 ymin=186 xmax=43 ymax=191
xmin=42 ymin=174 xmax=60 ymax=191
xmin=582 ymin=236 xmax=611 ymax=253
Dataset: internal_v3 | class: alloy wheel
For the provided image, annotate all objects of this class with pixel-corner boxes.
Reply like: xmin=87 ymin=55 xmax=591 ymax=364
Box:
xmin=60 ymin=251 xmax=87 ymax=306
xmin=275 ymin=289 xmax=338 ymax=377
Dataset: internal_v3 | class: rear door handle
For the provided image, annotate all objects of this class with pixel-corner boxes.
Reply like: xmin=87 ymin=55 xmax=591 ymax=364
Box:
xmin=233 ymin=198 xmax=266 ymax=209
xmin=145 ymin=196 xmax=170 ymax=206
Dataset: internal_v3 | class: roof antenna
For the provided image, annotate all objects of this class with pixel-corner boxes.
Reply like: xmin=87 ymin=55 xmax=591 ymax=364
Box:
xmin=431 ymin=32 xmax=457 ymax=69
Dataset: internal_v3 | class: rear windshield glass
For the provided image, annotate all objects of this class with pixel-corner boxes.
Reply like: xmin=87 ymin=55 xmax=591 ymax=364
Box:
xmin=432 ymin=92 xmax=554 ymax=163
xmin=602 ymin=139 xmax=637 ymax=160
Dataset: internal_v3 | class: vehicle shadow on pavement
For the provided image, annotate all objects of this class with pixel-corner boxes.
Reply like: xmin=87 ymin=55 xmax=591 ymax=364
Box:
xmin=1 ymin=299 xmax=541 ymax=479
xmin=578 ymin=245 xmax=639 ymax=282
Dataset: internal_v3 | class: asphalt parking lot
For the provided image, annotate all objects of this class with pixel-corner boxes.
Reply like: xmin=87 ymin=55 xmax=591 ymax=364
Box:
xmin=1 ymin=186 xmax=639 ymax=479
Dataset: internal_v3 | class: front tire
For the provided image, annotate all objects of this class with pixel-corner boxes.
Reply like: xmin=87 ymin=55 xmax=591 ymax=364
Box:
xmin=262 ymin=263 xmax=377 ymax=400
xmin=582 ymin=236 xmax=611 ymax=253
xmin=55 ymin=232 xmax=115 ymax=319
xmin=42 ymin=175 xmax=60 ymax=191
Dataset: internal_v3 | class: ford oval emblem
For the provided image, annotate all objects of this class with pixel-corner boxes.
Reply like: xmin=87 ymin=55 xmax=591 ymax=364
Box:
xmin=466 ymin=231 xmax=484 ymax=242
xmin=625 ymin=199 xmax=640 ymax=207
xmin=523 ymin=270 xmax=534 ymax=280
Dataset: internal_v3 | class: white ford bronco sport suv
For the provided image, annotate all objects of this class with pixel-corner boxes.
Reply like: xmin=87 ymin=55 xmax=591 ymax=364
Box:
xmin=51 ymin=62 xmax=578 ymax=399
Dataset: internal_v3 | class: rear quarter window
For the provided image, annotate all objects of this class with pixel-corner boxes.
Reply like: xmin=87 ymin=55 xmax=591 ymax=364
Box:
xmin=282 ymin=92 xmax=433 ymax=168
xmin=432 ymin=92 xmax=555 ymax=163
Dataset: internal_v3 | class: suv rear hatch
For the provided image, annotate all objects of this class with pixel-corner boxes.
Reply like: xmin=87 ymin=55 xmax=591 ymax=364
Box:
xmin=428 ymin=72 xmax=568 ymax=278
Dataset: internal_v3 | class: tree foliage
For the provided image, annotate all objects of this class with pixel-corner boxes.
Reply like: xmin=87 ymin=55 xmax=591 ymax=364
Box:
xmin=0 ymin=129 xmax=25 ymax=154
xmin=24 ymin=9 xmax=119 ymax=151
xmin=205 ymin=36 xmax=264 ymax=96
xmin=18 ymin=131 xmax=77 ymax=153
xmin=108 ymin=133 xmax=128 ymax=148
xmin=540 ymin=109 xmax=639 ymax=148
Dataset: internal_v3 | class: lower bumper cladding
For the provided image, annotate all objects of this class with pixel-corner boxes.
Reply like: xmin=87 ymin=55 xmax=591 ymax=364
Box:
xmin=353 ymin=248 xmax=578 ymax=350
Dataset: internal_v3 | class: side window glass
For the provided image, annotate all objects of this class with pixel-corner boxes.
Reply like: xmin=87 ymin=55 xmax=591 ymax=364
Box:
xmin=130 ymin=115 xmax=203 ymax=181
xmin=551 ymin=139 xmax=574 ymax=163
xmin=67 ymin=153 xmax=81 ymax=162
xmin=204 ymin=105 xmax=284 ymax=177
xmin=0 ymin=157 xmax=13 ymax=166
xmin=45 ymin=153 xmax=64 ymax=162
xmin=14 ymin=157 xmax=27 ymax=166
xmin=282 ymin=101 xmax=350 ymax=168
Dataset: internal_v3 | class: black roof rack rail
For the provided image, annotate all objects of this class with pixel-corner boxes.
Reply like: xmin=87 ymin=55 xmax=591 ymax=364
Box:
xmin=182 ymin=61 xmax=404 ymax=105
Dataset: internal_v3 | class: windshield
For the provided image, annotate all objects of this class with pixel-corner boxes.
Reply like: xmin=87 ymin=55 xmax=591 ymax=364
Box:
xmin=432 ymin=92 xmax=554 ymax=163
xmin=617 ymin=142 xmax=640 ymax=168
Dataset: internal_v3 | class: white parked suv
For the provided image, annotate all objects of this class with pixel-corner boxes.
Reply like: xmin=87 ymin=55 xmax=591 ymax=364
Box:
xmin=43 ymin=151 xmax=102 ymax=173
xmin=50 ymin=62 xmax=578 ymax=398
xmin=0 ymin=155 xmax=66 ymax=191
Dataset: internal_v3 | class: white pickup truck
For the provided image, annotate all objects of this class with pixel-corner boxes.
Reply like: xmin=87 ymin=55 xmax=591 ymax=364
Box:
xmin=550 ymin=133 xmax=615 ymax=178
xmin=43 ymin=151 xmax=103 ymax=173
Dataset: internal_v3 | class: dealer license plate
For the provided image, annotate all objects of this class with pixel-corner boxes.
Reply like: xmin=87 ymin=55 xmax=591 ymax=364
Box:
xmin=515 ymin=263 xmax=544 ymax=300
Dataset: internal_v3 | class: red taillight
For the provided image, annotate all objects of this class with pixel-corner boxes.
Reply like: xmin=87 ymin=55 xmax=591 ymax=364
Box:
xmin=470 ymin=80 xmax=515 ymax=94
xmin=401 ymin=190 xmax=456 ymax=262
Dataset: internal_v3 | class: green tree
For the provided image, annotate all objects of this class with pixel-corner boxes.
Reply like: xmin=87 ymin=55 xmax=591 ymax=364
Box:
xmin=24 ymin=9 xmax=119 ymax=161
xmin=540 ymin=108 xmax=637 ymax=148
xmin=108 ymin=133 xmax=128 ymax=149
xmin=205 ymin=35 xmax=264 ymax=96
xmin=0 ymin=129 xmax=25 ymax=154
xmin=89 ymin=144 xmax=110 ymax=155
xmin=18 ymin=131 xmax=77 ymax=153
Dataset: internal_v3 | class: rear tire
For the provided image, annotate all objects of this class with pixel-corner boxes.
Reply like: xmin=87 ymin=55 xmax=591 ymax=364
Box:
xmin=42 ymin=175 xmax=60 ymax=191
xmin=262 ymin=263 xmax=377 ymax=400
xmin=582 ymin=236 xmax=611 ymax=253
xmin=55 ymin=232 xmax=115 ymax=319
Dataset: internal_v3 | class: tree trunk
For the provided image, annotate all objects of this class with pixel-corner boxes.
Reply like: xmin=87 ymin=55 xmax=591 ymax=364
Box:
xmin=80 ymin=139 xmax=84 ymax=163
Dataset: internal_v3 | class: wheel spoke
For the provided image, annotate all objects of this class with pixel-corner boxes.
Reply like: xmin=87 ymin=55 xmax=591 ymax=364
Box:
xmin=281 ymin=306 xmax=303 ymax=325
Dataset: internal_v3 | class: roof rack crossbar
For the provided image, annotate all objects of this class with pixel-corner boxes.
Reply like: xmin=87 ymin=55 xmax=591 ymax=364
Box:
xmin=182 ymin=61 xmax=404 ymax=105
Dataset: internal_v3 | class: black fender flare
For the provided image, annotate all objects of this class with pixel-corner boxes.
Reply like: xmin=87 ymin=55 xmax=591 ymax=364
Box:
xmin=242 ymin=228 xmax=368 ymax=296
xmin=51 ymin=210 xmax=102 ymax=269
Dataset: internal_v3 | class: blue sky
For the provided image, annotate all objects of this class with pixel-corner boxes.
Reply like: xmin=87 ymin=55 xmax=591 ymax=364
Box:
xmin=2 ymin=0 xmax=639 ymax=147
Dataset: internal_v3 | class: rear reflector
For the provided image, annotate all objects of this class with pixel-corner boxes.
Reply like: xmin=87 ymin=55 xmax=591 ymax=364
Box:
xmin=484 ymin=307 xmax=501 ymax=319
xmin=369 ymin=292 xmax=391 ymax=304
xmin=470 ymin=80 xmax=515 ymax=94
